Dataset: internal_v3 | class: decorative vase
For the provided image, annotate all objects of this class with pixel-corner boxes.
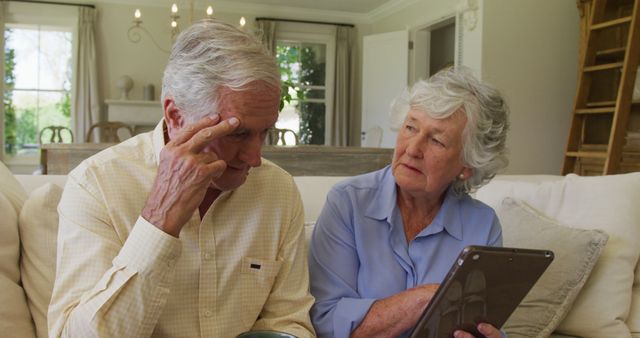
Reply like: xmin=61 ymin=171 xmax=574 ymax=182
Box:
xmin=144 ymin=83 xmax=155 ymax=101
xmin=116 ymin=75 xmax=134 ymax=100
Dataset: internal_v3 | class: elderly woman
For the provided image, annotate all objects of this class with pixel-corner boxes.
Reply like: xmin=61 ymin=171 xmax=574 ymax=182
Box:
xmin=309 ymin=67 xmax=509 ymax=338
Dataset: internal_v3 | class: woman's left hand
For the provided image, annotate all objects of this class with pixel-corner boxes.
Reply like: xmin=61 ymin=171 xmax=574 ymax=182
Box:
xmin=453 ymin=323 xmax=502 ymax=338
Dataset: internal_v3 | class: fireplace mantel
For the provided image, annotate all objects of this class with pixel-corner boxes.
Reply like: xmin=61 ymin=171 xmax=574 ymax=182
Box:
xmin=105 ymin=99 xmax=162 ymax=134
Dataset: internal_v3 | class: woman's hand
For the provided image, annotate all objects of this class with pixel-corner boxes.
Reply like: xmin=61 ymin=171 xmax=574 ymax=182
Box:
xmin=454 ymin=323 xmax=502 ymax=338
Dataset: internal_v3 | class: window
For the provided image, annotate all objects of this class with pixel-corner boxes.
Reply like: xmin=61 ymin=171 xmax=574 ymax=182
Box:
xmin=4 ymin=24 xmax=73 ymax=157
xmin=275 ymin=28 xmax=335 ymax=145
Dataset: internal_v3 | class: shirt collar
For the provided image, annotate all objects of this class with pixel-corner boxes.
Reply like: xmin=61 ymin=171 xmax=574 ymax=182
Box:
xmin=151 ymin=119 xmax=166 ymax=166
xmin=424 ymin=186 xmax=464 ymax=240
xmin=365 ymin=166 xmax=398 ymax=221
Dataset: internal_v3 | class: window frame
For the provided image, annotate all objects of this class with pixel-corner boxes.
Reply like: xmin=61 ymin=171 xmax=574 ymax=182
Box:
xmin=275 ymin=26 xmax=336 ymax=145
xmin=1 ymin=1 xmax=77 ymax=168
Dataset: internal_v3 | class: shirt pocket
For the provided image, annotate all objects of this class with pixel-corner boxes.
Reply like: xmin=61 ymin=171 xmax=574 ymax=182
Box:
xmin=239 ymin=256 xmax=283 ymax=327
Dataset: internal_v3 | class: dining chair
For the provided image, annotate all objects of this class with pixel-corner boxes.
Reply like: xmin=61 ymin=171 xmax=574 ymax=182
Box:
xmin=39 ymin=125 xmax=74 ymax=144
xmin=267 ymin=128 xmax=299 ymax=145
xmin=86 ymin=121 xmax=133 ymax=143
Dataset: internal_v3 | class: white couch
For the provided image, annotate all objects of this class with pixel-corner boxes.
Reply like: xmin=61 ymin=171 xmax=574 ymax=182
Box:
xmin=1 ymin=165 xmax=639 ymax=338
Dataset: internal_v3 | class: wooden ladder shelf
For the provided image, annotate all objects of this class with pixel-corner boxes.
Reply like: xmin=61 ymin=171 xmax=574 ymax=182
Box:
xmin=563 ymin=0 xmax=640 ymax=175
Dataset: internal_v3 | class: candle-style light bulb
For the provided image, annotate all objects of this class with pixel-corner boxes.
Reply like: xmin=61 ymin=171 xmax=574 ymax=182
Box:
xmin=171 ymin=3 xmax=178 ymax=13
xmin=134 ymin=9 xmax=141 ymax=19
xmin=239 ymin=16 xmax=246 ymax=27
xmin=206 ymin=6 xmax=213 ymax=16
xmin=171 ymin=20 xmax=178 ymax=28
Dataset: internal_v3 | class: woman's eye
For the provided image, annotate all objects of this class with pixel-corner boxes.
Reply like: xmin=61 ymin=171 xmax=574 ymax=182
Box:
xmin=431 ymin=138 xmax=445 ymax=147
xmin=405 ymin=124 xmax=415 ymax=132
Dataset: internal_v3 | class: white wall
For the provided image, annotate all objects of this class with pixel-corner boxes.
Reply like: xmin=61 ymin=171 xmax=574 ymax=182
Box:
xmin=364 ymin=0 xmax=579 ymax=175
xmin=481 ymin=0 xmax=579 ymax=174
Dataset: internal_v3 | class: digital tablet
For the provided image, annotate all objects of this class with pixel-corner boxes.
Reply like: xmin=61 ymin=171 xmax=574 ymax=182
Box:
xmin=408 ymin=246 xmax=554 ymax=338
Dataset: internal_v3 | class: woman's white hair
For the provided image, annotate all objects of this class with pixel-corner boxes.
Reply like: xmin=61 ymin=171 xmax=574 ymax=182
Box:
xmin=161 ymin=19 xmax=280 ymax=122
xmin=390 ymin=66 xmax=510 ymax=194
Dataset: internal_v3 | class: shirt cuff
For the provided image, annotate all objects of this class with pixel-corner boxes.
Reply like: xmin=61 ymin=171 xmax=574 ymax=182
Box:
xmin=115 ymin=216 xmax=182 ymax=281
xmin=332 ymin=297 xmax=377 ymax=337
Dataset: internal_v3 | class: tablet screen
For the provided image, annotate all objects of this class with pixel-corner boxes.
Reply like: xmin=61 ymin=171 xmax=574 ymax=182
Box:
xmin=408 ymin=246 xmax=554 ymax=338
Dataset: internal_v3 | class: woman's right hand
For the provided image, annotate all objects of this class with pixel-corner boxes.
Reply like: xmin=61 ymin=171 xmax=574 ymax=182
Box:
xmin=351 ymin=283 xmax=440 ymax=338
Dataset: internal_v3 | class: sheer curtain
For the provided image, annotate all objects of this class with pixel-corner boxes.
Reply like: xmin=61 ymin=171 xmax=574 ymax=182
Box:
xmin=330 ymin=26 xmax=359 ymax=146
xmin=73 ymin=6 xmax=100 ymax=143
xmin=256 ymin=19 xmax=277 ymax=55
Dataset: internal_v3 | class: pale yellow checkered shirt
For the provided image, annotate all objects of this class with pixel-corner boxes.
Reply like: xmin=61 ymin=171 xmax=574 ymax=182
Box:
xmin=48 ymin=121 xmax=315 ymax=338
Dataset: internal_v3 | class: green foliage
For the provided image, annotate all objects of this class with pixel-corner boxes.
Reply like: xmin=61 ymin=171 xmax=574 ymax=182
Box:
xmin=16 ymin=107 xmax=37 ymax=145
xmin=276 ymin=43 xmax=325 ymax=144
xmin=57 ymin=92 xmax=71 ymax=118
xmin=4 ymin=29 xmax=16 ymax=154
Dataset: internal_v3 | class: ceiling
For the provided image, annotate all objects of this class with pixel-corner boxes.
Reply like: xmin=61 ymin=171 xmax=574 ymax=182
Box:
xmin=36 ymin=0 xmax=417 ymax=23
xmin=224 ymin=0 xmax=393 ymax=14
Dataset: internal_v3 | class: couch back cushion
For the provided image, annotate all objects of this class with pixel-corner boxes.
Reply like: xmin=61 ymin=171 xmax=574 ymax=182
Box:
xmin=0 ymin=192 xmax=37 ymax=337
xmin=19 ymin=183 xmax=63 ymax=338
xmin=477 ymin=173 xmax=640 ymax=337
xmin=0 ymin=161 xmax=27 ymax=214
xmin=293 ymin=176 xmax=347 ymax=225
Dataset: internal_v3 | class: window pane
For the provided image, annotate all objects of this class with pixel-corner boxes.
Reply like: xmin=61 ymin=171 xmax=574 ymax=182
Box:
xmin=4 ymin=25 xmax=72 ymax=156
xmin=9 ymin=90 xmax=71 ymax=154
xmin=302 ymin=88 xmax=325 ymax=100
xmin=7 ymin=28 xmax=40 ymax=89
xmin=277 ymin=40 xmax=328 ymax=145
xmin=6 ymin=27 xmax=72 ymax=91
xmin=299 ymin=102 xmax=325 ymax=145
xmin=39 ymin=30 xmax=72 ymax=90
xmin=300 ymin=43 xmax=325 ymax=86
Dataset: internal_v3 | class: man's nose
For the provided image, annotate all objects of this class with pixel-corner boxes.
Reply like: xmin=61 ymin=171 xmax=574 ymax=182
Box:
xmin=241 ymin=135 xmax=263 ymax=167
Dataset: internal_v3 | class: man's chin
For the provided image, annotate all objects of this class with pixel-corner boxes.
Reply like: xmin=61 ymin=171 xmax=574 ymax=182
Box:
xmin=210 ymin=171 xmax=249 ymax=191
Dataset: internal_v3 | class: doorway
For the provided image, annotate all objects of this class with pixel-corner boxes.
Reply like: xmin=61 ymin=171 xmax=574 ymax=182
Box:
xmin=410 ymin=16 xmax=457 ymax=84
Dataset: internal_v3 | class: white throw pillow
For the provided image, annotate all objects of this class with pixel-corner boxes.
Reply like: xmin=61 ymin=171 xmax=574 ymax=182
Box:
xmin=498 ymin=198 xmax=608 ymax=338
xmin=0 ymin=192 xmax=37 ymax=337
xmin=477 ymin=173 xmax=640 ymax=338
xmin=19 ymin=183 xmax=63 ymax=338
xmin=0 ymin=161 xmax=27 ymax=214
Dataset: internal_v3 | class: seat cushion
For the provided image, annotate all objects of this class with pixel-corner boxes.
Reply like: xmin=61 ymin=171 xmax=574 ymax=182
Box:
xmin=477 ymin=173 xmax=640 ymax=338
xmin=0 ymin=192 xmax=37 ymax=337
xmin=19 ymin=183 xmax=63 ymax=338
xmin=498 ymin=198 xmax=608 ymax=338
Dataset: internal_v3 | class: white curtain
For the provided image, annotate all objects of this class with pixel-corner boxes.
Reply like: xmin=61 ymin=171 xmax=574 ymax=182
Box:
xmin=255 ymin=19 xmax=277 ymax=56
xmin=330 ymin=26 xmax=359 ymax=146
xmin=73 ymin=6 xmax=100 ymax=143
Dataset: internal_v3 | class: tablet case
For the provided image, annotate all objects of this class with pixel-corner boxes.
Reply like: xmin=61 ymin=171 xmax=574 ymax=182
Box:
xmin=408 ymin=246 xmax=554 ymax=338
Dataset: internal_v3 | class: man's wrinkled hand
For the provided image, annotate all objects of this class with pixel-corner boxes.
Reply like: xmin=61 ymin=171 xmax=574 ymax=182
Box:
xmin=141 ymin=114 xmax=239 ymax=236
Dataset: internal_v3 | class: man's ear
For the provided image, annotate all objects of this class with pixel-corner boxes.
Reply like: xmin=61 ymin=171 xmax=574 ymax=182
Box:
xmin=163 ymin=97 xmax=183 ymax=139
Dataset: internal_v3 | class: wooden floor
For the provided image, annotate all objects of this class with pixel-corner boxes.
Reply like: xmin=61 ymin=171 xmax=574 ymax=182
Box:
xmin=41 ymin=143 xmax=394 ymax=176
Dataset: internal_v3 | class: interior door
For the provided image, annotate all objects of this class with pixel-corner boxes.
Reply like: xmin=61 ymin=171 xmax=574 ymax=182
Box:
xmin=361 ymin=30 xmax=408 ymax=148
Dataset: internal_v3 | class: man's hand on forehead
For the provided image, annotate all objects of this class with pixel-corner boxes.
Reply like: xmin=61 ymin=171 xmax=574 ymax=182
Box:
xmin=142 ymin=114 xmax=241 ymax=237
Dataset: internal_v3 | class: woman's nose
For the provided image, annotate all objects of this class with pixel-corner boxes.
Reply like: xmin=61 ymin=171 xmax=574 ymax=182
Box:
xmin=405 ymin=136 xmax=424 ymax=159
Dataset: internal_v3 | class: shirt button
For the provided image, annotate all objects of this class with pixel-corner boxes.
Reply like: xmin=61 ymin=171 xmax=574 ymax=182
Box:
xmin=203 ymin=252 xmax=212 ymax=261
xmin=204 ymin=310 xmax=213 ymax=317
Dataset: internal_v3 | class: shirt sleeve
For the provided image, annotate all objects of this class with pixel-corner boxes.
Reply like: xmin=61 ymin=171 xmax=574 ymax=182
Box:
xmin=48 ymin=174 xmax=181 ymax=338
xmin=488 ymin=211 xmax=503 ymax=247
xmin=309 ymin=188 xmax=377 ymax=338
xmin=251 ymin=180 xmax=316 ymax=338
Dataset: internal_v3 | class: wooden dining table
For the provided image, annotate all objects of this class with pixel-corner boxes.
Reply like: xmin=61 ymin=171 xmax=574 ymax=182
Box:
xmin=40 ymin=143 xmax=394 ymax=176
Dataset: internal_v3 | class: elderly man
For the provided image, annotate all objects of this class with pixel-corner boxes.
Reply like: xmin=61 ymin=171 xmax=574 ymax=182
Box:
xmin=48 ymin=20 xmax=314 ymax=338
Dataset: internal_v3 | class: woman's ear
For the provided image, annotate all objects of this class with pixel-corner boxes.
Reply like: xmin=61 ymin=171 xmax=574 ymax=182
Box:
xmin=459 ymin=167 xmax=473 ymax=180
xmin=163 ymin=97 xmax=183 ymax=139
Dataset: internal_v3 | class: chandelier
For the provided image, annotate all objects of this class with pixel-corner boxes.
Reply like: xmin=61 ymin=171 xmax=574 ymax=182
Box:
xmin=127 ymin=1 xmax=246 ymax=53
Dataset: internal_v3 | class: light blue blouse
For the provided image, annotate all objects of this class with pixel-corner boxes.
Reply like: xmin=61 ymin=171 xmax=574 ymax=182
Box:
xmin=309 ymin=166 xmax=503 ymax=338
